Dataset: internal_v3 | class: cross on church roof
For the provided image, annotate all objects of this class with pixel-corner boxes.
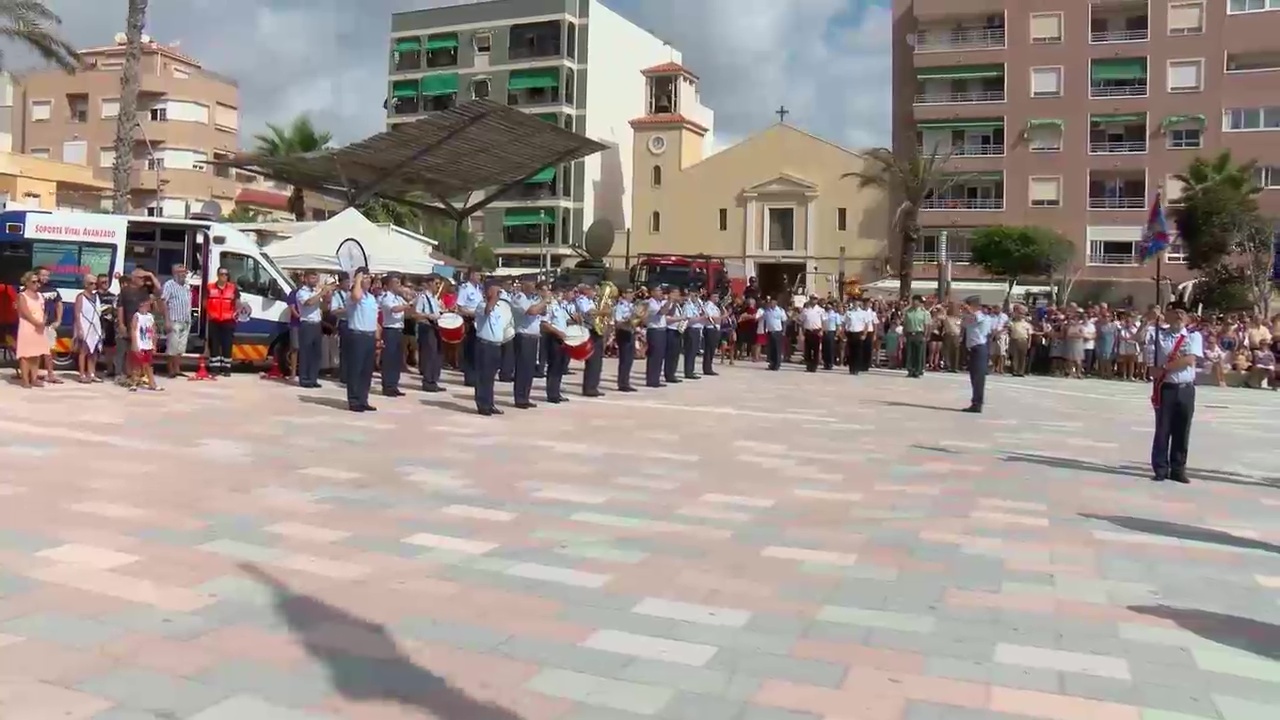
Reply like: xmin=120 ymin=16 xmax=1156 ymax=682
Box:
xmin=776 ymin=106 xmax=790 ymax=123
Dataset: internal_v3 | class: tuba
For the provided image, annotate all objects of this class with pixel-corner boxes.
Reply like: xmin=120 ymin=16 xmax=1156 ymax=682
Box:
xmin=593 ymin=281 xmax=619 ymax=336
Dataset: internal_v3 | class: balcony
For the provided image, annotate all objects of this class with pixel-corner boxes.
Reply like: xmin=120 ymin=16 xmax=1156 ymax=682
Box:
xmin=916 ymin=229 xmax=975 ymax=264
xmin=1088 ymin=171 xmax=1146 ymax=210
xmin=508 ymin=20 xmax=562 ymax=60
xmin=1088 ymin=114 xmax=1148 ymax=154
xmin=507 ymin=68 xmax=563 ymax=107
xmin=922 ymin=173 xmax=1005 ymax=211
xmin=1089 ymin=2 xmax=1150 ymax=44
xmin=1087 ymin=226 xmax=1143 ymax=266
xmin=391 ymin=38 xmax=422 ymax=72
xmin=501 ymin=207 xmax=558 ymax=246
xmin=389 ymin=80 xmax=419 ymax=115
xmin=916 ymin=119 xmax=1004 ymax=157
xmin=914 ymin=64 xmax=1005 ymax=105
xmin=912 ymin=21 xmax=1006 ymax=53
xmin=1090 ymin=58 xmax=1148 ymax=98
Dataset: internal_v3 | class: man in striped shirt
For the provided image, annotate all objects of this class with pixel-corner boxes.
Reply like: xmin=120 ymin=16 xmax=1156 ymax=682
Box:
xmin=161 ymin=264 xmax=192 ymax=378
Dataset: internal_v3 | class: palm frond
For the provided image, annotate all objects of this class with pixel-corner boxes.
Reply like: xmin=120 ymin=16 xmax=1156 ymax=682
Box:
xmin=0 ymin=0 xmax=79 ymax=73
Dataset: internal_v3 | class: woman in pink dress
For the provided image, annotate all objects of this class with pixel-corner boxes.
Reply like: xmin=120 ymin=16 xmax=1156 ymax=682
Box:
xmin=15 ymin=271 xmax=48 ymax=388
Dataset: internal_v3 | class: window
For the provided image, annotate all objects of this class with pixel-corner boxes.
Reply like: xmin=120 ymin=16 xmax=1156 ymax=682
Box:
xmin=61 ymin=141 xmax=87 ymax=165
xmin=149 ymin=105 xmax=167 ymax=122
xmin=1029 ymin=13 xmax=1063 ymax=43
xmin=718 ymin=208 xmax=728 ymax=231
xmin=837 ymin=207 xmax=848 ymax=231
xmin=649 ymin=211 xmax=661 ymax=233
xmin=146 ymin=156 xmax=165 ymax=171
xmin=101 ymin=98 xmax=120 ymax=118
xmin=1167 ymin=59 xmax=1203 ymax=91
xmin=1167 ymin=126 xmax=1203 ymax=148
xmin=1026 ymin=122 xmax=1063 ymax=151
xmin=566 ymin=22 xmax=577 ymax=60
xmin=564 ymin=70 xmax=575 ymax=105
xmin=28 ymin=148 xmax=49 ymax=159
xmin=651 ymin=165 xmax=662 ymax=187
xmin=1029 ymin=176 xmax=1062 ymax=207
xmin=68 ymin=97 xmax=88 ymax=123
xmin=471 ymin=78 xmax=491 ymax=100
xmin=1168 ymin=1 xmax=1205 ymax=34
xmin=0 ymin=241 xmax=116 ymax=290
xmin=29 ymin=99 xmax=51 ymax=122
xmin=1224 ymin=106 xmax=1280 ymax=131
xmin=1226 ymin=50 xmax=1280 ymax=73
xmin=97 ymin=60 xmax=123 ymax=70
xmin=1030 ymin=67 xmax=1062 ymax=97
xmin=767 ymin=207 xmax=795 ymax=251
xmin=1228 ymin=0 xmax=1280 ymax=12
xmin=220 ymin=252 xmax=272 ymax=295
xmin=1254 ymin=165 xmax=1280 ymax=188
xmin=172 ymin=65 xmax=190 ymax=79
xmin=1165 ymin=175 xmax=1187 ymax=204
xmin=99 ymin=148 xmax=115 ymax=168
xmin=473 ymin=32 xmax=492 ymax=53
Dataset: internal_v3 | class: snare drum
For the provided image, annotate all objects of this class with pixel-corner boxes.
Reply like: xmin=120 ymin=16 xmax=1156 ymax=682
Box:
xmin=437 ymin=313 xmax=466 ymax=344
xmin=562 ymin=325 xmax=593 ymax=362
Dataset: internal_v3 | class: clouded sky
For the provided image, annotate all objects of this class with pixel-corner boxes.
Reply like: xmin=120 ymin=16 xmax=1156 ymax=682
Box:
xmin=20 ymin=0 xmax=891 ymax=151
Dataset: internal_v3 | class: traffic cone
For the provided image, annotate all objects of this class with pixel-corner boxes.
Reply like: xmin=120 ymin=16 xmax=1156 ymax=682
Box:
xmin=260 ymin=356 xmax=284 ymax=380
xmin=190 ymin=355 xmax=215 ymax=381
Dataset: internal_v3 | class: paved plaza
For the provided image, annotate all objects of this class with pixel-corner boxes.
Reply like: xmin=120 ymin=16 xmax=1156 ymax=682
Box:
xmin=0 ymin=361 xmax=1278 ymax=720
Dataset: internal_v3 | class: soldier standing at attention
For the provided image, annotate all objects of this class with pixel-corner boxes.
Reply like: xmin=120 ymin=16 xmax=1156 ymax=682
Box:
xmin=701 ymin=292 xmax=722 ymax=377
xmin=961 ymin=295 xmax=993 ymax=413
xmin=454 ymin=269 xmax=484 ymax=387
xmin=411 ymin=275 xmax=444 ymax=393
xmin=614 ymin=287 xmax=639 ymax=391
xmin=512 ymin=277 xmax=548 ymax=408
xmin=643 ymin=286 xmax=669 ymax=388
xmin=902 ymin=295 xmax=929 ymax=378
xmin=575 ymin=285 xmax=606 ymax=397
xmin=664 ymin=287 xmax=685 ymax=384
xmin=1150 ymin=308 xmax=1201 ymax=484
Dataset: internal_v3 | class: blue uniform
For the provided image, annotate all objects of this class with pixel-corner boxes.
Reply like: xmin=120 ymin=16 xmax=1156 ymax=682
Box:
xmin=681 ymin=301 xmax=703 ymax=378
xmin=343 ymin=291 xmax=379 ymax=410
xmin=1151 ymin=327 xmax=1203 ymax=481
xmin=576 ymin=295 xmax=604 ymax=395
xmin=701 ymin=301 xmax=722 ymax=376
xmin=472 ymin=297 xmax=513 ymax=414
xmin=378 ymin=292 xmax=408 ymax=394
xmin=456 ymin=282 xmax=483 ymax=385
xmin=962 ymin=310 xmax=993 ymax=411
xmin=414 ymin=291 xmax=444 ymax=391
xmin=762 ymin=306 xmax=786 ymax=370
xmin=511 ymin=292 xmax=542 ymax=405
xmin=643 ymin=297 xmax=669 ymax=387
xmin=294 ymin=286 xmax=323 ymax=387
xmin=543 ymin=298 xmax=571 ymax=402
xmin=614 ymin=299 xmax=638 ymax=390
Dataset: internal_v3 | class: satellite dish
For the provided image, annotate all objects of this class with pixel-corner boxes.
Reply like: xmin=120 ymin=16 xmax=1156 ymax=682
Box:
xmin=188 ymin=200 xmax=222 ymax=221
xmin=114 ymin=32 xmax=127 ymax=44
xmin=141 ymin=34 xmax=151 ymax=44
xmin=582 ymin=219 xmax=615 ymax=259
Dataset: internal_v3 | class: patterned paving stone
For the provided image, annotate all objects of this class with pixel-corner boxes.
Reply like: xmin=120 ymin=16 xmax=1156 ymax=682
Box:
xmin=0 ymin=367 xmax=1277 ymax=719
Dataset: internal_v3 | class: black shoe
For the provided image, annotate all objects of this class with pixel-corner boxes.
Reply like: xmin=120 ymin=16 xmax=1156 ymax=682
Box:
xmin=498 ymin=376 xmax=514 ymax=383
xmin=383 ymin=390 xmax=405 ymax=397
xmin=1171 ymin=474 xmax=1190 ymax=484
xmin=421 ymin=385 xmax=445 ymax=393
xmin=685 ymin=374 xmax=701 ymax=380
xmin=584 ymin=391 xmax=605 ymax=398
xmin=361 ymin=404 xmax=378 ymax=412
xmin=705 ymin=372 xmax=719 ymax=376
xmin=961 ymin=406 xmax=981 ymax=414
xmin=1151 ymin=474 xmax=1167 ymax=483
xmin=619 ymin=387 xmax=638 ymax=392
xmin=666 ymin=378 xmax=682 ymax=384
xmin=646 ymin=383 xmax=662 ymax=389
xmin=547 ymin=397 xmax=566 ymax=404
xmin=478 ymin=408 xmax=493 ymax=416
xmin=488 ymin=407 xmax=505 ymax=416
xmin=515 ymin=402 xmax=537 ymax=409
xmin=348 ymin=405 xmax=365 ymax=413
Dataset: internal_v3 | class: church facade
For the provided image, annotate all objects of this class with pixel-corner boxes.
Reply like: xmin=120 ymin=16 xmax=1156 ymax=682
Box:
xmin=613 ymin=62 xmax=890 ymax=297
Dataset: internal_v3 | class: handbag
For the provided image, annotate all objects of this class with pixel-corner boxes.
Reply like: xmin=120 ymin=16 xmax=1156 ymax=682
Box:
xmin=1150 ymin=334 xmax=1188 ymax=409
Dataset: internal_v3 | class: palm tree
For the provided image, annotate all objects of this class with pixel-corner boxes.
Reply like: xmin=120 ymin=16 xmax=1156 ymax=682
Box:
xmin=220 ymin=206 xmax=263 ymax=223
xmin=252 ymin=115 xmax=332 ymax=221
xmin=0 ymin=0 xmax=79 ymax=72
xmin=843 ymin=147 xmax=962 ymax=301
xmin=357 ymin=196 xmax=423 ymax=232
xmin=110 ymin=0 xmax=148 ymax=213
xmin=1174 ymin=150 xmax=1261 ymax=202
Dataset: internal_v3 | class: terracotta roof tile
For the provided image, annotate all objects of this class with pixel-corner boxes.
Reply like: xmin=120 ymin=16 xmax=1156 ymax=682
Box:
xmin=641 ymin=62 xmax=699 ymax=80
xmin=235 ymin=188 xmax=290 ymax=211
xmin=628 ymin=113 xmax=709 ymax=134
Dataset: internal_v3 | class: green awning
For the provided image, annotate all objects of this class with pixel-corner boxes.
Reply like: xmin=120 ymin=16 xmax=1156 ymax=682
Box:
xmin=420 ymin=73 xmax=459 ymax=96
xmin=966 ymin=172 xmax=1004 ymax=181
xmin=534 ymin=113 xmax=558 ymax=123
xmin=425 ymin=33 xmax=459 ymax=50
xmin=391 ymin=80 xmax=418 ymax=99
xmin=503 ymin=208 xmax=556 ymax=226
xmin=524 ymin=167 xmax=557 ymax=184
xmin=1026 ymin=119 xmax=1063 ymax=128
xmin=1161 ymin=114 xmax=1207 ymax=128
xmin=1090 ymin=59 xmax=1147 ymax=81
xmin=508 ymin=68 xmax=561 ymax=90
xmin=1091 ymin=113 xmax=1144 ymax=123
xmin=917 ymin=120 xmax=1003 ymax=130
xmin=917 ymin=64 xmax=1004 ymax=80
xmin=394 ymin=37 xmax=421 ymax=52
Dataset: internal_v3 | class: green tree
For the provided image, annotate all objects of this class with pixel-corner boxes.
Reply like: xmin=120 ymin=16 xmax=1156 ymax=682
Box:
xmin=1191 ymin=263 xmax=1255 ymax=313
xmin=0 ymin=1 xmax=79 ymax=72
xmin=357 ymin=196 xmax=423 ymax=232
xmin=220 ymin=206 xmax=263 ymax=223
xmin=844 ymin=147 xmax=966 ymax=301
xmin=251 ymin=115 xmax=333 ymax=221
xmin=970 ymin=225 xmax=1074 ymax=304
xmin=1175 ymin=150 xmax=1259 ymax=200
xmin=422 ymin=214 xmax=473 ymax=261
xmin=469 ymin=242 xmax=496 ymax=271
xmin=109 ymin=0 xmax=148 ymax=213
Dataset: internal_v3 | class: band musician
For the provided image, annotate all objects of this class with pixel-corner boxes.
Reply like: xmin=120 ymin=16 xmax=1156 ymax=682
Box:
xmin=574 ymin=284 xmax=606 ymax=397
xmin=664 ymin=287 xmax=685 ymax=384
xmin=613 ymin=286 xmax=640 ymax=392
xmin=799 ymin=298 xmax=824 ymax=373
xmin=512 ymin=277 xmax=549 ymax=408
xmin=454 ymin=268 xmax=484 ymax=387
xmin=541 ymin=284 xmax=572 ymax=404
xmin=410 ymin=274 xmax=445 ymax=393
xmin=643 ymin=286 xmax=670 ymax=388
xmin=681 ymin=291 xmax=706 ymax=380
xmin=701 ymin=292 xmax=722 ymax=377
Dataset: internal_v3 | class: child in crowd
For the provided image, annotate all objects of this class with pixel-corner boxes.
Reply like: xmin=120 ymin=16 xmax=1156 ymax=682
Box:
xmin=128 ymin=296 xmax=162 ymax=392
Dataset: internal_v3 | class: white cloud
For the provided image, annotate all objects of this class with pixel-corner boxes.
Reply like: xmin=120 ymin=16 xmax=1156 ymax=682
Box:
xmin=9 ymin=0 xmax=890 ymax=150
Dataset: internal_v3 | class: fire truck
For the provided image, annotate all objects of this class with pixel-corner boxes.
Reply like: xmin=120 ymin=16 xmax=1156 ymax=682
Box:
xmin=628 ymin=253 xmax=747 ymax=295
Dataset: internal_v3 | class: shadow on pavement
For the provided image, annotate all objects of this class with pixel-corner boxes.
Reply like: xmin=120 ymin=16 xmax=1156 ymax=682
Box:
xmin=1002 ymin=452 xmax=1278 ymax=489
xmin=297 ymin=395 xmax=351 ymax=411
xmin=1081 ymin=514 xmax=1280 ymax=555
xmin=1128 ymin=605 xmax=1280 ymax=661
xmin=877 ymin=400 xmax=962 ymax=412
xmin=237 ymin=563 xmax=525 ymax=720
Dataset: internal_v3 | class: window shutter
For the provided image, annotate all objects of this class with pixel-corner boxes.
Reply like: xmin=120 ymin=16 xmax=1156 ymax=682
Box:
xmin=1168 ymin=61 xmax=1200 ymax=89
xmin=1164 ymin=176 xmax=1186 ymax=203
xmin=30 ymin=101 xmax=51 ymax=121
xmin=1029 ymin=14 xmax=1062 ymax=40
xmin=1031 ymin=68 xmax=1061 ymax=95
xmin=99 ymin=148 xmax=115 ymax=168
xmin=101 ymin=99 xmax=120 ymax=118
xmin=1168 ymin=2 xmax=1204 ymax=30
xmin=1029 ymin=177 xmax=1061 ymax=203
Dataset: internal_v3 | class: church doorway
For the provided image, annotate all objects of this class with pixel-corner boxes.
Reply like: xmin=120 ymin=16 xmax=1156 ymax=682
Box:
xmin=755 ymin=261 xmax=806 ymax=301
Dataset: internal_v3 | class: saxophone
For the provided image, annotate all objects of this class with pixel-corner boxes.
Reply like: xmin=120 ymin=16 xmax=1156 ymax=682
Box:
xmin=593 ymin=281 xmax=619 ymax=336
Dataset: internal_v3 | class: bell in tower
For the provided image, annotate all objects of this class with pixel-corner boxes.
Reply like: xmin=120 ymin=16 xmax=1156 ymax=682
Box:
xmin=650 ymin=75 xmax=676 ymax=114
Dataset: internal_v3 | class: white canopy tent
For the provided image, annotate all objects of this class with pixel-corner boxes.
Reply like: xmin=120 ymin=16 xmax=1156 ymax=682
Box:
xmin=262 ymin=207 xmax=438 ymax=275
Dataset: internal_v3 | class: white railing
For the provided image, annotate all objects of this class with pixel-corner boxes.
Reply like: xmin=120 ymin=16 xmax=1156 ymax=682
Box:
xmin=1090 ymin=28 xmax=1149 ymax=43
xmin=921 ymin=198 xmax=1004 ymax=211
xmin=914 ymin=27 xmax=1006 ymax=52
xmin=914 ymin=251 xmax=973 ymax=264
xmin=917 ymin=144 xmax=1003 ymax=157
xmin=1087 ymin=252 xmax=1140 ymax=266
xmin=1090 ymin=83 xmax=1147 ymax=98
xmin=1088 ymin=197 xmax=1145 ymax=210
xmin=1089 ymin=140 xmax=1147 ymax=154
xmin=914 ymin=90 xmax=1005 ymax=105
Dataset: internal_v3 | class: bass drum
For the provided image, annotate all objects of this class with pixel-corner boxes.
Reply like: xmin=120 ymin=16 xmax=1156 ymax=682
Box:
xmin=562 ymin=325 xmax=593 ymax=362
xmin=437 ymin=313 xmax=466 ymax=344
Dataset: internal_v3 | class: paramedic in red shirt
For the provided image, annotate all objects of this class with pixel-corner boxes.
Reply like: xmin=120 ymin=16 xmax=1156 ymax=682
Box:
xmin=205 ymin=267 xmax=239 ymax=376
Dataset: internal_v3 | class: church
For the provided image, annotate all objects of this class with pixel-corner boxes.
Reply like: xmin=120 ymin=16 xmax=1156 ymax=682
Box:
xmin=610 ymin=62 xmax=890 ymax=297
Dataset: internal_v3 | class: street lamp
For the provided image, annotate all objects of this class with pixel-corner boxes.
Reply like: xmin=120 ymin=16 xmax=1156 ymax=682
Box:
xmin=134 ymin=119 xmax=164 ymax=216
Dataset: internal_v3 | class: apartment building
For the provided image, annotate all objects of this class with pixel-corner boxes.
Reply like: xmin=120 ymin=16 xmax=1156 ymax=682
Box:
xmin=16 ymin=34 xmax=243 ymax=217
xmin=892 ymin=0 xmax=1280 ymax=299
xmin=388 ymin=0 xmax=713 ymax=269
